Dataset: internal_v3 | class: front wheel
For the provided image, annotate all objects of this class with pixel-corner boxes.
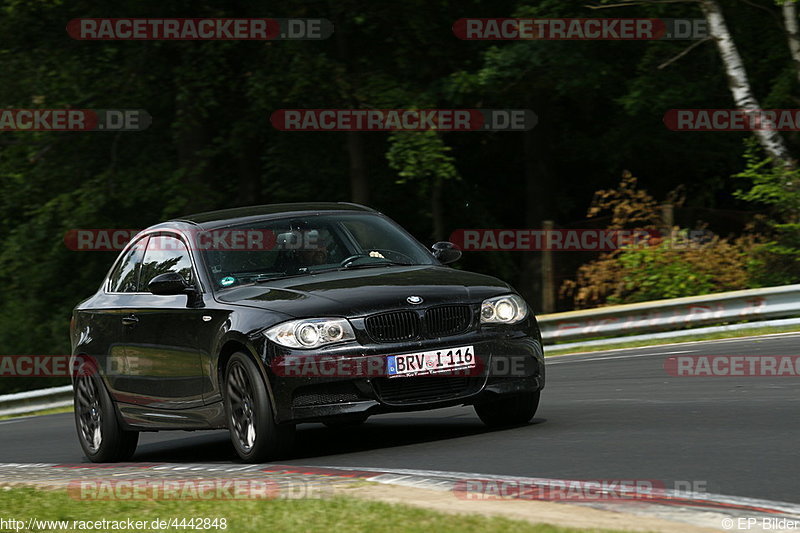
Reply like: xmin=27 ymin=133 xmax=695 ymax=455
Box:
xmin=225 ymin=352 xmax=294 ymax=463
xmin=474 ymin=391 xmax=540 ymax=428
xmin=74 ymin=364 xmax=138 ymax=462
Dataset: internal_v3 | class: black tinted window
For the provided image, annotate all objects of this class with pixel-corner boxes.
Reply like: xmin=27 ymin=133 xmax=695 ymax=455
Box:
xmin=140 ymin=235 xmax=194 ymax=289
xmin=202 ymin=214 xmax=435 ymax=289
xmin=108 ymin=238 xmax=147 ymax=293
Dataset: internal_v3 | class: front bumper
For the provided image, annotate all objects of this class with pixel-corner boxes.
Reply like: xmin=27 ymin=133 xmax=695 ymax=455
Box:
xmin=264 ymin=334 xmax=545 ymax=424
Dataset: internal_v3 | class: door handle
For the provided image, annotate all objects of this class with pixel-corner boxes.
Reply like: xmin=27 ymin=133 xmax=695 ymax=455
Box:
xmin=122 ymin=315 xmax=139 ymax=326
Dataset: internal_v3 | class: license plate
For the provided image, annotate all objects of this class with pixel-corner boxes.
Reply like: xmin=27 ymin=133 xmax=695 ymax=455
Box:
xmin=387 ymin=346 xmax=475 ymax=378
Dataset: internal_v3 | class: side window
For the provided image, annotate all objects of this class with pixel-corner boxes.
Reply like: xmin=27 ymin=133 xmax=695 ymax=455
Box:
xmin=108 ymin=238 xmax=147 ymax=293
xmin=139 ymin=235 xmax=194 ymax=290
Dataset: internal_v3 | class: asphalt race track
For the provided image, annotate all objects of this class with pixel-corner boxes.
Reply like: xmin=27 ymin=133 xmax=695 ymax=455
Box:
xmin=1 ymin=333 xmax=798 ymax=504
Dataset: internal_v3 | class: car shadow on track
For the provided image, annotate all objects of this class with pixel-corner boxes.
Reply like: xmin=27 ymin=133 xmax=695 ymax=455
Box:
xmin=131 ymin=416 xmax=547 ymax=463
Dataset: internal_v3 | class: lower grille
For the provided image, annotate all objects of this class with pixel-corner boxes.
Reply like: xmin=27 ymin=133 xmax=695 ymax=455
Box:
xmin=373 ymin=376 xmax=479 ymax=403
xmin=292 ymin=382 xmax=361 ymax=407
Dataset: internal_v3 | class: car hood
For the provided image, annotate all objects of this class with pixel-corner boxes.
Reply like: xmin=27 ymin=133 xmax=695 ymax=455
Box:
xmin=215 ymin=265 xmax=513 ymax=317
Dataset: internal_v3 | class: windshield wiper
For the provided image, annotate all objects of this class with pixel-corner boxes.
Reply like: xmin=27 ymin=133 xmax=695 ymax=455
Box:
xmin=341 ymin=259 xmax=411 ymax=269
xmin=252 ymin=272 xmax=308 ymax=283
xmin=247 ymin=261 xmax=413 ymax=282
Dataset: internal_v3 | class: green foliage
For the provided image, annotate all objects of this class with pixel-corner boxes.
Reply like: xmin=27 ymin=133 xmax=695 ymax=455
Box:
xmin=566 ymin=232 xmax=754 ymax=308
xmin=386 ymin=131 xmax=459 ymax=188
xmin=735 ymin=140 xmax=800 ymax=216
xmin=563 ymin=174 xmax=753 ymax=308
xmin=610 ymin=242 xmax=720 ymax=304
xmin=1 ymin=0 xmax=800 ymax=394
xmin=734 ymin=140 xmax=800 ymax=286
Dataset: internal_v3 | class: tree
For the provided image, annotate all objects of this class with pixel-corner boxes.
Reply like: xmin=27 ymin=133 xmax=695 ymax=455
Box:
xmin=386 ymin=131 xmax=459 ymax=241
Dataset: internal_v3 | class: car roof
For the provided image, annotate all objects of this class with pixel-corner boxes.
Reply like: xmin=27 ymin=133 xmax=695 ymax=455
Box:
xmin=170 ymin=202 xmax=378 ymax=229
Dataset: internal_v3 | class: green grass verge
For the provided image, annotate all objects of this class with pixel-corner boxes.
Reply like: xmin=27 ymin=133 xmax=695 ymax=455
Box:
xmin=0 ymin=406 xmax=73 ymax=421
xmin=545 ymin=324 xmax=800 ymax=356
xmin=0 ymin=487 xmax=627 ymax=533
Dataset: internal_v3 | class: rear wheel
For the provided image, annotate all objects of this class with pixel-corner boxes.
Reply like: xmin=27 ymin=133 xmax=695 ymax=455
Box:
xmin=475 ymin=391 xmax=540 ymax=428
xmin=225 ymin=352 xmax=294 ymax=462
xmin=73 ymin=361 xmax=138 ymax=462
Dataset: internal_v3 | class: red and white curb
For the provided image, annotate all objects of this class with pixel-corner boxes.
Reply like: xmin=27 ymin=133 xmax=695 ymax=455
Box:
xmin=304 ymin=465 xmax=800 ymax=532
xmin=0 ymin=463 xmax=798 ymax=531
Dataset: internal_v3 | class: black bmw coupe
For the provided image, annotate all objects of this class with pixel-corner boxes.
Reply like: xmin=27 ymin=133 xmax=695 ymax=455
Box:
xmin=70 ymin=203 xmax=545 ymax=462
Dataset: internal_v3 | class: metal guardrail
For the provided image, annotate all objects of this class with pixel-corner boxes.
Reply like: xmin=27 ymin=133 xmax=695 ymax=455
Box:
xmin=0 ymin=385 xmax=73 ymax=417
xmin=538 ymin=283 xmax=800 ymax=344
xmin=3 ymin=284 xmax=800 ymax=417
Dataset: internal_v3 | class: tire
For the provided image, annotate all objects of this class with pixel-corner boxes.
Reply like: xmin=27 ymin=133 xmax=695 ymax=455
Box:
xmin=73 ymin=361 xmax=139 ymax=463
xmin=323 ymin=416 xmax=368 ymax=429
xmin=474 ymin=391 xmax=540 ymax=428
xmin=225 ymin=352 xmax=294 ymax=463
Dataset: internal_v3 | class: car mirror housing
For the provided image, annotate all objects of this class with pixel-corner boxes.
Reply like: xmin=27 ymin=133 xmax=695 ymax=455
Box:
xmin=148 ymin=272 xmax=189 ymax=295
xmin=432 ymin=241 xmax=462 ymax=265
xmin=149 ymin=272 xmax=205 ymax=308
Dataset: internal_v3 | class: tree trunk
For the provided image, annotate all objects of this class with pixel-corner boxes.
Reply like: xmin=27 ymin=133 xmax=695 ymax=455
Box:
xmin=700 ymin=0 xmax=794 ymax=167
xmin=333 ymin=7 xmax=370 ymax=205
xmin=235 ymin=135 xmax=262 ymax=206
xmin=519 ymin=127 xmax=548 ymax=311
xmin=430 ymin=176 xmax=444 ymax=242
xmin=783 ymin=0 xmax=800 ymax=86
xmin=346 ymin=132 xmax=370 ymax=204
xmin=175 ymin=100 xmax=215 ymax=213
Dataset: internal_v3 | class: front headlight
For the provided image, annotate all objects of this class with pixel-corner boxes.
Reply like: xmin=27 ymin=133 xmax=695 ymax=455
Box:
xmin=480 ymin=294 xmax=528 ymax=324
xmin=265 ymin=318 xmax=356 ymax=349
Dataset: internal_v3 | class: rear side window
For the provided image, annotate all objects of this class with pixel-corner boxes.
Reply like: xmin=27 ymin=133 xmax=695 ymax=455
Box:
xmin=108 ymin=238 xmax=147 ymax=293
xmin=139 ymin=235 xmax=194 ymax=290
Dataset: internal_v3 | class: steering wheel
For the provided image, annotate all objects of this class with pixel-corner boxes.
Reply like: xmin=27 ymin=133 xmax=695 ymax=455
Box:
xmin=339 ymin=254 xmax=368 ymax=268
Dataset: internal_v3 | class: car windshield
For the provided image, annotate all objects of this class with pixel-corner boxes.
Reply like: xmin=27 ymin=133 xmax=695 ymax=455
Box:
xmin=202 ymin=213 xmax=437 ymax=289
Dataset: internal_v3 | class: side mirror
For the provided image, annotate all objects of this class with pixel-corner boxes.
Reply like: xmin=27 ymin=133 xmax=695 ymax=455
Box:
xmin=148 ymin=272 xmax=205 ymax=308
xmin=432 ymin=241 xmax=462 ymax=265
xmin=148 ymin=272 xmax=189 ymax=295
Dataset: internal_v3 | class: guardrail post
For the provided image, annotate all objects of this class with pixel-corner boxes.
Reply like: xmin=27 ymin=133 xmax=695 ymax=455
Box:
xmin=660 ymin=203 xmax=674 ymax=239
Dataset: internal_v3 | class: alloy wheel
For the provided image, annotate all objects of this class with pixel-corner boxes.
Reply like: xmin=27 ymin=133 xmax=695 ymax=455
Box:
xmin=228 ymin=362 xmax=257 ymax=452
xmin=76 ymin=375 xmax=103 ymax=453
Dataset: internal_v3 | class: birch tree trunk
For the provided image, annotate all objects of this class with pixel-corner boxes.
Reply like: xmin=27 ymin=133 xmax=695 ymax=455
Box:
xmin=783 ymin=0 xmax=800 ymax=85
xmin=700 ymin=0 xmax=794 ymax=167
